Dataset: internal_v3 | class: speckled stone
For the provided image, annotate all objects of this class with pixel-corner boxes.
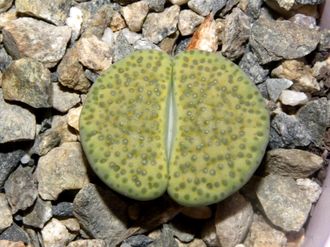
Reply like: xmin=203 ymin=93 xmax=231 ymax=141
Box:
xmin=144 ymin=0 xmax=166 ymax=12
xmin=112 ymin=31 xmax=134 ymax=62
xmin=178 ymin=10 xmax=204 ymax=36
xmin=0 ymin=149 xmax=24 ymax=189
xmin=0 ymin=90 xmax=36 ymax=143
xmin=279 ymin=90 xmax=308 ymax=106
xmin=3 ymin=17 xmax=71 ymax=68
xmin=121 ymin=1 xmax=149 ymax=32
xmin=0 ymin=193 xmax=12 ymax=231
xmin=42 ymin=218 xmax=76 ymax=247
xmin=0 ymin=223 xmax=29 ymax=244
xmin=52 ymin=202 xmax=74 ymax=218
xmin=239 ymin=51 xmax=268 ymax=84
xmin=188 ymin=0 xmax=213 ymax=16
xmin=51 ymin=83 xmax=81 ymax=113
xmin=36 ymin=142 xmax=89 ymax=200
xmin=265 ymin=78 xmax=293 ymax=102
xmin=0 ymin=47 xmax=12 ymax=71
xmin=23 ymin=197 xmax=52 ymax=229
xmin=31 ymin=129 xmax=61 ymax=156
xmin=67 ymin=106 xmax=82 ymax=132
xmin=120 ymin=235 xmax=153 ymax=247
xmin=52 ymin=114 xmax=78 ymax=144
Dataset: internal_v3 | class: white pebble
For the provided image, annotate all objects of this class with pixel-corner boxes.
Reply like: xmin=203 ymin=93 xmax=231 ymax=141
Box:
xmin=66 ymin=7 xmax=83 ymax=41
xmin=279 ymin=90 xmax=309 ymax=106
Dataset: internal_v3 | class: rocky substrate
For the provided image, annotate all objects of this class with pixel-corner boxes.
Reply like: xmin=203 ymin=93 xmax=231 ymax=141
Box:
xmin=0 ymin=0 xmax=330 ymax=246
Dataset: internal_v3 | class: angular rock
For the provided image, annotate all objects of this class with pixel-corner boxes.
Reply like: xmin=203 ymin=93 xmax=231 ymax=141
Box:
xmin=256 ymin=174 xmax=312 ymax=232
xmin=15 ymin=0 xmax=71 ymax=25
xmin=2 ymin=58 xmax=51 ymax=108
xmin=133 ymin=39 xmax=161 ymax=50
xmin=112 ymin=31 xmax=134 ymax=63
xmin=66 ymin=7 xmax=84 ymax=42
xmin=250 ymin=17 xmax=320 ymax=64
xmin=215 ymin=193 xmax=253 ymax=247
xmin=51 ymin=83 xmax=81 ymax=113
xmin=0 ymin=149 xmax=24 ymax=189
xmin=150 ymin=224 xmax=178 ymax=247
xmin=279 ymin=90 xmax=308 ymax=106
xmin=68 ymin=106 xmax=82 ymax=132
xmin=60 ymin=218 xmax=80 ymax=233
xmin=239 ymin=51 xmax=269 ymax=84
xmin=31 ymin=129 xmax=61 ymax=156
xmin=0 ymin=47 xmax=12 ymax=71
xmin=296 ymin=178 xmax=322 ymax=204
xmin=67 ymin=239 xmax=107 ymax=247
xmin=110 ymin=11 xmax=126 ymax=32
xmin=246 ymin=0 xmax=263 ymax=18
xmin=272 ymin=59 xmax=320 ymax=93
xmin=3 ymin=17 xmax=71 ymax=68
xmin=265 ymin=149 xmax=323 ymax=179
xmin=41 ymin=218 xmax=75 ymax=247
xmin=52 ymin=202 xmax=74 ymax=218
xmin=36 ymin=142 xmax=89 ymax=200
xmin=57 ymin=47 xmax=91 ymax=93
xmin=0 ymin=240 xmax=25 ymax=247
xmin=144 ymin=0 xmax=166 ymax=12
xmin=265 ymin=78 xmax=293 ymax=102
xmin=0 ymin=90 xmax=36 ymax=143
xmin=142 ymin=5 xmax=180 ymax=44
xmin=121 ymin=235 xmax=153 ymax=247
xmin=0 ymin=0 xmax=13 ymax=13
xmin=297 ymin=98 xmax=330 ymax=147
xmin=268 ymin=0 xmax=295 ymax=11
xmin=119 ymin=28 xmax=142 ymax=44
xmin=121 ymin=1 xmax=149 ymax=32
xmin=159 ymin=31 xmax=179 ymax=53
xmin=77 ymin=35 xmax=112 ymax=71
xmin=290 ymin=13 xmax=317 ymax=29
xmin=73 ymin=183 xmax=128 ymax=246
xmin=319 ymin=29 xmax=330 ymax=52
xmin=244 ymin=214 xmax=287 ymax=247
xmin=221 ymin=7 xmax=251 ymax=60
xmin=188 ymin=0 xmax=212 ymax=16
xmin=0 ymin=223 xmax=29 ymax=243
xmin=0 ymin=193 xmax=12 ymax=232
xmin=178 ymin=10 xmax=204 ymax=36
xmin=4 ymin=165 xmax=38 ymax=214
xmin=169 ymin=221 xmax=195 ymax=243
xmin=23 ymin=197 xmax=52 ymax=228
xmin=52 ymin=114 xmax=78 ymax=144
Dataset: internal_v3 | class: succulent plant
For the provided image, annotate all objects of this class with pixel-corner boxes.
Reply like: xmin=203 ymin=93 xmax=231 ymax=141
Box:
xmin=79 ymin=49 xmax=269 ymax=207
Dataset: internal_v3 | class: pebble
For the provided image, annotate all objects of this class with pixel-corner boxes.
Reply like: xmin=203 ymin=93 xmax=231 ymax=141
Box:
xmin=221 ymin=7 xmax=251 ymax=60
xmin=0 ymin=46 xmax=12 ymax=71
xmin=31 ymin=129 xmax=61 ymax=156
xmin=150 ymin=224 xmax=178 ymax=247
xmin=15 ymin=0 xmax=71 ymax=25
xmin=73 ymin=183 xmax=128 ymax=246
xmin=0 ymin=0 xmax=12 ymax=13
xmin=296 ymin=178 xmax=322 ymax=203
xmin=3 ymin=17 xmax=71 ymax=68
xmin=142 ymin=5 xmax=180 ymax=44
xmin=250 ymin=17 xmax=320 ymax=64
xmin=188 ymin=0 xmax=212 ymax=16
xmin=215 ymin=193 xmax=253 ymax=247
xmin=120 ymin=28 xmax=142 ymax=44
xmin=112 ymin=31 xmax=134 ymax=62
xmin=110 ymin=11 xmax=126 ymax=32
xmin=52 ymin=202 xmax=74 ymax=218
xmin=120 ymin=235 xmax=153 ymax=247
xmin=77 ymin=35 xmax=112 ymax=71
xmin=51 ymin=83 xmax=81 ymax=113
xmin=133 ymin=39 xmax=161 ymax=50
xmin=67 ymin=239 xmax=107 ymax=247
xmin=0 ymin=240 xmax=25 ymax=247
xmin=67 ymin=106 xmax=82 ymax=132
xmin=121 ymin=1 xmax=149 ymax=32
xmin=0 ymin=223 xmax=29 ymax=243
xmin=239 ymin=51 xmax=269 ymax=84
xmin=41 ymin=218 xmax=76 ymax=247
xmin=66 ymin=7 xmax=84 ymax=42
xmin=159 ymin=31 xmax=179 ymax=53
xmin=272 ymin=59 xmax=320 ymax=93
xmin=290 ymin=13 xmax=317 ymax=29
xmin=144 ymin=0 xmax=166 ymax=12
xmin=244 ymin=214 xmax=287 ymax=247
xmin=181 ymin=206 xmax=212 ymax=219
xmin=279 ymin=90 xmax=309 ymax=106
xmin=60 ymin=218 xmax=80 ymax=232
xmin=0 ymin=193 xmax=12 ymax=231
xmin=0 ymin=90 xmax=36 ymax=143
xmin=265 ymin=78 xmax=293 ymax=102
xmin=52 ymin=114 xmax=78 ymax=144
xmin=267 ymin=0 xmax=295 ymax=11
xmin=256 ymin=174 xmax=312 ymax=232
xmin=319 ymin=29 xmax=330 ymax=51
xmin=23 ymin=197 xmax=52 ymax=229
xmin=57 ymin=47 xmax=91 ymax=93
xmin=36 ymin=142 xmax=89 ymax=200
xmin=265 ymin=148 xmax=323 ymax=179
xmin=0 ymin=149 xmax=24 ymax=189
xmin=246 ymin=0 xmax=263 ymax=18
xmin=2 ymin=58 xmax=52 ymax=108
xmin=169 ymin=221 xmax=195 ymax=243
xmin=178 ymin=10 xmax=204 ymax=36
xmin=4 ymin=165 xmax=38 ymax=214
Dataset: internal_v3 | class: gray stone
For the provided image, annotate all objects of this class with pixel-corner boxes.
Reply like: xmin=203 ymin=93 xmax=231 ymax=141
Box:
xmin=211 ymin=0 xmax=227 ymax=14
xmin=52 ymin=202 xmax=73 ymax=218
xmin=169 ymin=223 xmax=194 ymax=243
xmin=174 ymin=37 xmax=191 ymax=55
xmin=178 ymin=9 xmax=204 ymax=36
xmin=297 ymin=98 xmax=330 ymax=147
xmin=37 ymin=142 xmax=89 ymax=200
xmin=295 ymin=0 xmax=324 ymax=4
xmin=73 ymin=183 xmax=128 ymax=246
xmin=256 ymin=82 xmax=268 ymax=99
xmin=0 ymin=0 xmax=13 ymax=13
xmin=150 ymin=224 xmax=178 ymax=247
xmin=2 ymin=58 xmax=52 ymax=108
xmin=290 ymin=13 xmax=317 ymax=29
xmin=22 ymin=197 xmax=52 ymax=228
xmin=31 ymin=129 xmax=61 ymax=156
xmin=133 ymin=39 xmax=161 ymax=50
xmin=256 ymin=174 xmax=312 ymax=232
xmin=265 ymin=149 xmax=323 ymax=179
xmin=142 ymin=5 xmax=180 ymax=44
xmin=215 ymin=193 xmax=253 ymax=247
xmin=121 ymin=235 xmax=153 ymax=247
xmin=0 ymin=149 xmax=24 ymax=189
xmin=57 ymin=47 xmax=91 ymax=93
xmin=51 ymin=83 xmax=81 ymax=113
xmin=0 ymin=193 xmax=12 ymax=232
xmin=0 ymin=47 xmax=12 ymax=71
xmin=319 ymin=29 xmax=330 ymax=51
xmin=4 ymin=165 xmax=38 ymax=214
xmin=246 ymin=0 xmax=263 ymax=18
xmin=296 ymin=178 xmax=322 ymax=204
xmin=221 ymin=7 xmax=251 ymax=60
xmin=51 ymin=114 xmax=78 ymax=144
xmin=41 ymin=218 xmax=75 ymax=247
xmin=120 ymin=28 xmax=142 ymax=44
xmin=3 ymin=17 xmax=71 ymax=68
xmin=250 ymin=17 xmax=320 ymax=64
xmin=0 ymin=223 xmax=29 ymax=243
xmin=68 ymin=240 xmax=107 ymax=247
xmin=15 ymin=0 xmax=71 ymax=25
xmin=244 ymin=214 xmax=287 ymax=247
xmin=144 ymin=0 xmax=166 ymax=12
xmin=84 ymin=69 xmax=99 ymax=83
xmin=0 ymin=90 xmax=36 ymax=143
xmin=121 ymin=1 xmax=149 ymax=32
xmin=220 ymin=0 xmax=239 ymax=16
xmin=113 ymin=31 xmax=134 ymax=63
xmin=239 ymin=51 xmax=269 ymax=84
xmin=265 ymin=78 xmax=293 ymax=102
xmin=188 ymin=0 xmax=213 ymax=16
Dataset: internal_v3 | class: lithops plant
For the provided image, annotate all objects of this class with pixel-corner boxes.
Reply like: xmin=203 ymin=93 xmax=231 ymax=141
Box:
xmin=79 ymin=49 xmax=269 ymax=207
